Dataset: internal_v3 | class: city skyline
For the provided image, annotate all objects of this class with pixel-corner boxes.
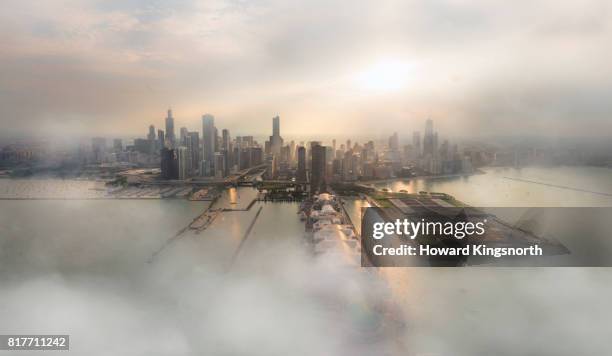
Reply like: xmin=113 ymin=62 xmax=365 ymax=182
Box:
xmin=1 ymin=0 xmax=612 ymax=139
xmin=2 ymin=3 xmax=612 ymax=355
xmin=118 ymin=111 xmax=478 ymax=184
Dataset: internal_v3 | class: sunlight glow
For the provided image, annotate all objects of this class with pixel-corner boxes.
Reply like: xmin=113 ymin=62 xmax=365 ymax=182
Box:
xmin=355 ymin=59 xmax=413 ymax=92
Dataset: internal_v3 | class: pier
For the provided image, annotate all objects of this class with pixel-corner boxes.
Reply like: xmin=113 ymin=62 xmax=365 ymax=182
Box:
xmin=228 ymin=206 xmax=264 ymax=268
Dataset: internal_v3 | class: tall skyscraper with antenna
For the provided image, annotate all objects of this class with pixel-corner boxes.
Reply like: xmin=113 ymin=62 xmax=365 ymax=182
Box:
xmin=165 ymin=109 xmax=175 ymax=147
xmin=202 ymin=114 xmax=216 ymax=176
xmin=270 ymin=115 xmax=283 ymax=157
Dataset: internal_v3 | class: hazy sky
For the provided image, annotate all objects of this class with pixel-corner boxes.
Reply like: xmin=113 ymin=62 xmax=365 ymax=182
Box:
xmin=1 ymin=0 xmax=611 ymax=139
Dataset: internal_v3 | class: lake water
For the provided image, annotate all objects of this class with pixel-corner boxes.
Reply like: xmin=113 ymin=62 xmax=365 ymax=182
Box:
xmin=371 ymin=166 xmax=612 ymax=207
xmin=352 ymin=166 xmax=612 ymax=355
xmin=1 ymin=165 xmax=612 ymax=355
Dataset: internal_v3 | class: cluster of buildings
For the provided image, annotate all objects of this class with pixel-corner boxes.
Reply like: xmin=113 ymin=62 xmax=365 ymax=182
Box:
xmin=296 ymin=118 xmax=476 ymax=193
xmin=157 ymin=110 xmax=267 ymax=180
xmin=84 ymin=113 xmax=476 ymax=192
xmin=92 ymin=110 xmax=266 ymax=180
xmin=4 ymin=116 xmax=609 ymax=180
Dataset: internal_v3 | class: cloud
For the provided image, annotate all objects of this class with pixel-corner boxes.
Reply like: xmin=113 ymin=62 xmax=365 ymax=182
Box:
xmin=0 ymin=0 xmax=611 ymax=139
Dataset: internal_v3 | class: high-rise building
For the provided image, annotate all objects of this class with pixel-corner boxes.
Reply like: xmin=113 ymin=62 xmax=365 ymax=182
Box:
xmin=157 ymin=130 xmax=165 ymax=149
xmin=165 ymin=109 xmax=175 ymax=147
xmin=214 ymin=127 xmax=219 ymax=153
xmin=342 ymin=150 xmax=360 ymax=181
xmin=161 ymin=147 xmax=179 ymax=180
xmin=221 ymin=129 xmax=230 ymax=152
xmin=297 ymin=146 xmax=306 ymax=182
xmin=308 ymin=141 xmax=321 ymax=170
xmin=177 ymin=146 xmax=189 ymax=180
xmin=325 ymin=146 xmax=334 ymax=167
xmin=250 ymin=147 xmax=263 ymax=166
xmin=239 ymin=148 xmax=250 ymax=170
xmin=184 ymin=136 xmax=194 ymax=174
xmin=221 ymin=128 xmax=231 ymax=175
xmin=389 ymin=132 xmax=399 ymax=151
xmin=148 ymin=125 xmax=157 ymax=155
xmin=311 ymin=144 xmax=327 ymax=194
xmin=265 ymin=154 xmax=277 ymax=179
xmin=214 ymin=152 xmax=226 ymax=178
xmin=201 ymin=114 xmax=216 ymax=176
xmin=273 ymin=116 xmax=280 ymax=136
xmin=187 ymin=132 xmax=200 ymax=175
xmin=180 ymin=127 xmax=188 ymax=145
xmin=269 ymin=116 xmax=283 ymax=158
xmin=242 ymin=136 xmax=254 ymax=147
xmin=423 ymin=118 xmax=435 ymax=157
xmin=280 ymin=145 xmax=290 ymax=163
xmin=264 ymin=140 xmax=271 ymax=155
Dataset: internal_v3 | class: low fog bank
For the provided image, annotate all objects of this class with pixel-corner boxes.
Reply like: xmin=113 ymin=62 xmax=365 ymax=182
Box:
xmin=0 ymin=200 xmax=398 ymax=355
xmin=2 ymin=200 xmax=612 ymax=355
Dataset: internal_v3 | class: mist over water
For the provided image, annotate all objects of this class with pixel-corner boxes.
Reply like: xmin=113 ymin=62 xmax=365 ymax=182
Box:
xmin=0 ymin=198 xmax=397 ymax=355
xmin=2 ymin=166 xmax=612 ymax=355
xmin=373 ymin=166 xmax=612 ymax=207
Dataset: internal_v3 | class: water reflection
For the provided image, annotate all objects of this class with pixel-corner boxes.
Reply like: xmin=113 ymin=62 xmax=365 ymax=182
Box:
xmin=373 ymin=166 xmax=612 ymax=207
xmin=344 ymin=166 xmax=612 ymax=354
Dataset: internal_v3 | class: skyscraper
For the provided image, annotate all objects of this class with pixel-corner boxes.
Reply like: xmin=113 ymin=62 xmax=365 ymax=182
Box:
xmin=388 ymin=132 xmax=399 ymax=151
xmin=148 ymin=125 xmax=157 ymax=155
xmin=297 ymin=146 xmax=306 ymax=182
xmin=177 ymin=146 xmax=189 ymax=180
xmin=179 ymin=127 xmax=188 ymax=145
xmin=187 ymin=132 xmax=200 ymax=175
xmin=423 ymin=118 xmax=435 ymax=157
xmin=157 ymin=129 xmax=165 ymax=150
xmin=165 ymin=109 xmax=175 ymax=148
xmin=269 ymin=115 xmax=283 ymax=158
xmin=273 ymin=116 xmax=280 ymax=137
xmin=222 ymin=129 xmax=230 ymax=152
xmin=161 ymin=147 xmax=179 ymax=180
xmin=311 ymin=144 xmax=327 ymax=194
xmin=214 ymin=152 xmax=226 ymax=178
xmin=201 ymin=114 xmax=215 ymax=176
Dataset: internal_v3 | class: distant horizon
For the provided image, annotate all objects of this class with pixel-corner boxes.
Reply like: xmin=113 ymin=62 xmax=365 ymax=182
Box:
xmin=3 ymin=127 xmax=612 ymax=149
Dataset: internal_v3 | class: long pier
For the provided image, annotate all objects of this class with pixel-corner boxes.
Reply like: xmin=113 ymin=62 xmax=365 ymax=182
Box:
xmin=149 ymin=195 xmax=220 ymax=262
xmin=148 ymin=226 xmax=189 ymax=263
xmin=228 ymin=206 xmax=264 ymax=268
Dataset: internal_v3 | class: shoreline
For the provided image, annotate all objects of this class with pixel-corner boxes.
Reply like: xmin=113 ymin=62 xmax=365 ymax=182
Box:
xmin=358 ymin=169 xmax=486 ymax=185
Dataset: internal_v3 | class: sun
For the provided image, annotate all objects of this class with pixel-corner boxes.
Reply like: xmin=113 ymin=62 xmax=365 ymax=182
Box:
xmin=355 ymin=59 xmax=412 ymax=92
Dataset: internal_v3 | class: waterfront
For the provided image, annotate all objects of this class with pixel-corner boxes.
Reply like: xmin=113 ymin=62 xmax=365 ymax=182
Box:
xmin=2 ymin=165 xmax=612 ymax=354
xmin=356 ymin=166 xmax=612 ymax=354
xmin=370 ymin=166 xmax=612 ymax=207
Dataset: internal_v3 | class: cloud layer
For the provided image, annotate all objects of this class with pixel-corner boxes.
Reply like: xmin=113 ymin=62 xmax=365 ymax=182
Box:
xmin=1 ymin=0 xmax=611 ymax=139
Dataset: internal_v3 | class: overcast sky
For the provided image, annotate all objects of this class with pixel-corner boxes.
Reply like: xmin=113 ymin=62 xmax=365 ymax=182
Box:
xmin=1 ymin=0 xmax=611 ymax=139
